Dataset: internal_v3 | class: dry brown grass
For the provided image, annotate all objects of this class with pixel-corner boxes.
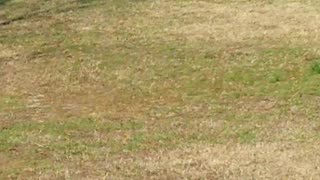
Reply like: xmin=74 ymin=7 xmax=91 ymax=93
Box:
xmin=1 ymin=0 xmax=320 ymax=179
xmin=132 ymin=142 xmax=320 ymax=179
xmin=145 ymin=1 xmax=320 ymax=44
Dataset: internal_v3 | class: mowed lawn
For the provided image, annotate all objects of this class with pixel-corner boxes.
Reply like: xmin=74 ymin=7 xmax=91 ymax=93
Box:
xmin=1 ymin=0 xmax=320 ymax=179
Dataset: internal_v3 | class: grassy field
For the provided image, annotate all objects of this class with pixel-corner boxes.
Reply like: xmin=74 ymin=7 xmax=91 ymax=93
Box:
xmin=1 ymin=0 xmax=320 ymax=179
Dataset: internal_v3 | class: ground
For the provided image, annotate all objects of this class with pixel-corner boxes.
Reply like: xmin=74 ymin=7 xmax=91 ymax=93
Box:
xmin=1 ymin=0 xmax=320 ymax=179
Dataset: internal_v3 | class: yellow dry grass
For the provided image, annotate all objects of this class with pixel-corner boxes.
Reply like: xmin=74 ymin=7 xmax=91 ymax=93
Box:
xmin=133 ymin=142 xmax=320 ymax=179
xmin=145 ymin=1 xmax=320 ymax=44
xmin=1 ymin=0 xmax=320 ymax=179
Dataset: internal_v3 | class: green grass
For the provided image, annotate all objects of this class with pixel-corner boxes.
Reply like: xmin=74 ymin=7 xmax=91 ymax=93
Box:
xmin=0 ymin=118 xmax=144 ymax=152
xmin=311 ymin=60 xmax=320 ymax=74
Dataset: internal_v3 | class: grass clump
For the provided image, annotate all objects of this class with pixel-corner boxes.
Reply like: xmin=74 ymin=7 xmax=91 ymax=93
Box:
xmin=311 ymin=60 xmax=320 ymax=74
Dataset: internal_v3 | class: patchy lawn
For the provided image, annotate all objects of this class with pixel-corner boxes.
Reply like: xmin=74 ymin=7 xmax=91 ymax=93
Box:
xmin=1 ymin=0 xmax=320 ymax=179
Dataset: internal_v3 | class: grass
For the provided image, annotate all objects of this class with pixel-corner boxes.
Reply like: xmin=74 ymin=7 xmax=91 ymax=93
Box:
xmin=311 ymin=60 xmax=320 ymax=74
xmin=1 ymin=0 xmax=320 ymax=179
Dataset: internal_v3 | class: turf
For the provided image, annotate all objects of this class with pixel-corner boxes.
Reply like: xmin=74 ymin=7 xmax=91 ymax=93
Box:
xmin=1 ymin=0 xmax=320 ymax=179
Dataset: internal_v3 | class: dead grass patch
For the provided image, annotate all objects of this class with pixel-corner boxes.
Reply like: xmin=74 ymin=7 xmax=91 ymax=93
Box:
xmin=143 ymin=1 xmax=320 ymax=43
xmin=130 ymin=142 xmax=320 ymax=179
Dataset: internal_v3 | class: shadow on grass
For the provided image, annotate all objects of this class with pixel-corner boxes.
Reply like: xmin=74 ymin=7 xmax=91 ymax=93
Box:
xmin=0 ymin=0 xmax=10 ymax=6
xmin=0 ymin=0 xmax=102 ymax=26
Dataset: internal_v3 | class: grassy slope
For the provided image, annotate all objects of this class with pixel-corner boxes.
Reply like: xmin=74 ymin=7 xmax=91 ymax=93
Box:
xmin=1 ymin=0 xmax=320 ymax=179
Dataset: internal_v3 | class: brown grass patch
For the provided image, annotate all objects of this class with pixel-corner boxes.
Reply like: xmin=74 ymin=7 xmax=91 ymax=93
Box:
xmin=124 ymin=142 xmax=320 ymax=179
xmin=144 ymin=1 xmax=320 ymax=43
